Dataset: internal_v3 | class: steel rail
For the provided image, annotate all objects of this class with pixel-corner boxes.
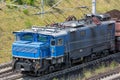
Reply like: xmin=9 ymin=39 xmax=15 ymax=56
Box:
xmin=0 ymin=71 xmax=24 ymax=80
xmin=0 ymin=61 xmax=24 ymax=80
xmin=0 ymin=61 xmax=12 ymax=69
xmin=33 ymin=52 xmax=120 ymax=80
xmin=0 ymin=67 xmax=13 ymax=76
xmin=112 ymin=75 xmax=120 ymax=80
xmin=87 ymin=66 xmax=120 ymax=80
xmin=0 ymin=53 xmax=120 ymax=80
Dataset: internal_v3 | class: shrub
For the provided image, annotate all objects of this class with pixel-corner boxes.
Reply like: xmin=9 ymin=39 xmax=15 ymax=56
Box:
xmin=45 ymin=0 xmax=56 ymax=7
xmin=25 ymin=20 xmax=32 ymax=28
xmin=23 ymin=9 xmax=29 ymax=15
xmin=11 ymin=0 xmax=35 ymax=6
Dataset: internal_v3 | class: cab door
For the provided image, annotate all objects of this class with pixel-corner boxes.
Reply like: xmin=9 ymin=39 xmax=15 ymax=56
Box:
xmin=50 ymin=37 xmax=64 ymax=57
xmin=56 ymin=38 xmax=64 ymax=57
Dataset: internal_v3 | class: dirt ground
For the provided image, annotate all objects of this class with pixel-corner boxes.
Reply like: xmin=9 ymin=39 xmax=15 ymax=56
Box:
xmin=106 ymin=9 xmax=120 ymax=20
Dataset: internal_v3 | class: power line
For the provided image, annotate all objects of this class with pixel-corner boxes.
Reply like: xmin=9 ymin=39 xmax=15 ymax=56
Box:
xmin=46 ymin=0 xmax=63 ymax=12
xmin=35 ymin=0 xmax=63 ymax=15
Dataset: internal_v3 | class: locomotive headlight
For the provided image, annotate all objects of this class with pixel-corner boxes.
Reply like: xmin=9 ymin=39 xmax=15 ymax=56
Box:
xmin=33 ymin=59 xmax=35 ymax=62
xmin=16 ymin=58 xmax=18 ymax=60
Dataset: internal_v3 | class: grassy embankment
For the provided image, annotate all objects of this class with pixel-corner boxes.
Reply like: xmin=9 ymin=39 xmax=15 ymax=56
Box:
xmin=52 ymin=61 xmax=119 ymax=80
xmin=0 ymin=0 xmax=120 ymax=63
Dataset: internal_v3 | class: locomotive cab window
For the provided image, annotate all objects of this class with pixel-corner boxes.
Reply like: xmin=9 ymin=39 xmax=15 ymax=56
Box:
xmin=108 ymin=24 xmax=113 ymax=30
xmin=21 ymin=33 xmax=33 ymax=41
xmin=57 ymin=39 xmax=63 ymax=46
xmin=51 ymin=39 xmax=56 ymax=46
xmin=37 ymin=35 xmax=48 ymax=42
xmin=15 ymin=34 xmax=20 ymax=41
xmin=16 ymin=35 xmax=20 ymax=41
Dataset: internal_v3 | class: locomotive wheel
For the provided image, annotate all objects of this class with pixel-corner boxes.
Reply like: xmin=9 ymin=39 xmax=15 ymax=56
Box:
xmin=91 ymin=54 xmax=96 ymax=60
xmin=83 ymin=56 xmax=91 ymax=62
xmin=26 ymin=71 xmax=38 ymax=77
xmin=109 ymin=50 xmax=116 ymax=54
xmin=49 ymin=66 xmax=55 ymax=73
xmin=34 ymin=69 xmax=45 ymax=76
xmin=103 ymin=50 xmax=109 ymax=56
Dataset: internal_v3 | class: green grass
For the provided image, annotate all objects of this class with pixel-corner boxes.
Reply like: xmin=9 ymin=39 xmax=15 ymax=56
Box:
xmin=51 ymin=61 xmax=119 ymax=80
xmin=82 ymin=61 xmax=119 ymax=80
xmin=0 ymin=0 xmax=120 ymax=63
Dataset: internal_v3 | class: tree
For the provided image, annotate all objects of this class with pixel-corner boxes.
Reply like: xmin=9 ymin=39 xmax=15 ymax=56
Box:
xmin=45 ymin=0 xmax=56 ymax=7
xmin=6 ymin=0 xmax=35 ymax=5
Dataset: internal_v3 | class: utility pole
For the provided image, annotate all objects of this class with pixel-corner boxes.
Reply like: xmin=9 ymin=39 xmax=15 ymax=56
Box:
xmin=41 ymin=0 xmax=44 ymax=18
xmin=92 ymin=0 xmax=96 ymax=14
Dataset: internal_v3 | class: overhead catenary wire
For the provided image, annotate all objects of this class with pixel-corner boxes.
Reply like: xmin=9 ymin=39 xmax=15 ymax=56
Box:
xmin=33 ymin=0 xmax=64 ymax=24
xmin=51 ymin=5 xmax=89 ymax=21
xmin=45 ymin=7 xmax=77 ymax=21
xmin=35 ymin=0 xmax=92 ymax=22
xmin=49 ymin=3 xmax=66 ymax=21
xmin=33 ymin=0 xmax=93 ymax=25
xmin=35 ymin=0 xmax=63 ymax=15
xmin=45 ymin=0 xmax=63 ymax=12
xmin=46 ymin=4 xmax=62 ymax=22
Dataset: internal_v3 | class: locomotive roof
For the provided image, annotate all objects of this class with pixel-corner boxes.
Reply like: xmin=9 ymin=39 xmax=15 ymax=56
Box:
xmin=14 ymin=26 xmax=71 ymax=37
xmin=14 ymin=15 xmax=115 ymax=37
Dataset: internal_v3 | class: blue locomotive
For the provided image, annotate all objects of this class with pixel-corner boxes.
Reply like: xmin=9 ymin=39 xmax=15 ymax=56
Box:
xmin=12 ymin=14 xmax=115 ymax=75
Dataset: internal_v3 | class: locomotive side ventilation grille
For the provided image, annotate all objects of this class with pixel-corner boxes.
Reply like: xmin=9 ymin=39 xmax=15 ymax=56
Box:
xmin=13 ymin=46 xmax=38 ymax=54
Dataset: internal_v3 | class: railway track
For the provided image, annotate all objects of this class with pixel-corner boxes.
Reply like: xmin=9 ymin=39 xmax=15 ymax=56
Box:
xmin=1 ymin=53 xmax=120 ymax=80
xmin=0 ymin=61 xmax=12 ymax=69
xmin=0 ymin=61 xmax=24 ymax=80
xmin=101 ymin=72 xmax=120 ymax=80
xmin=0 ymin=67 xmax=25 ymax=80
xmin=87 ymin=66 xmax=120 ymax=80
xmin=112 ymin=75 xmax=120 ymax=80
xmin=0 ymin=71 xmax=24 ymax=80
xmin=33 ymin=52 xmax=120 ymax=80
xmin=0 ymin=66 xmax=13 ymax=76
